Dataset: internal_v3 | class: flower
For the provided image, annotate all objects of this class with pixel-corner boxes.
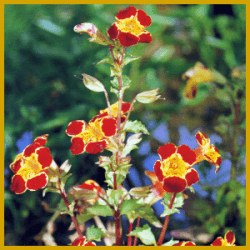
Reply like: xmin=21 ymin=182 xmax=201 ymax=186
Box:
xmin=145 ymin=170 xmax=166 ymax=197
xmin=107 ymin=6 xmax=152 ymax=47
xmin=211 ymin=231 xmax=236 ymax=246
xmin=10 ymin=134 xmax=53 ymax=194
xmin=71 ymin=236 xmax=96 ymax=246
xmin=66 ymin=117 xmax=117 ymax=155
xmin=172 ymin=241 xmax=196 ymax=246
xmin=91 ymin=101 xmax=131 ymax=122
xmin=74 ymin=23 xmax=110 ymax=46
xmin=194 ymin=131 xmax=222 ymax=174
xmin=182 ymin=62 xmax=213 ymax=99
xmin=154 ymin=143 xmax=199 ymax=193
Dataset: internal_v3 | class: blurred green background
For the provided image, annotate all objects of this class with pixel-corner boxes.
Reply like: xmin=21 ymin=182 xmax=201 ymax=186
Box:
xmin=4 ymin=4 xmax=246 ymax=246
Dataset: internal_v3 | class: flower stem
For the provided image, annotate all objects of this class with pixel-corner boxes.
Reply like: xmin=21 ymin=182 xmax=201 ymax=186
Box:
xmin=157 ymin=192 xmax=177 ymax=246
xmin=57 ymin=180 xmax=83 ymax=238
xmin=127 ymin=221 xmax=133 ymax=246
xmin=133 ymin=216 xmax=140 ymax=246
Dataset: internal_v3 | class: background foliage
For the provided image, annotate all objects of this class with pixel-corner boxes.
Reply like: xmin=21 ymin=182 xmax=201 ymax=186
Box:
xmin=4 ymin=4 xmax=246 ymax=246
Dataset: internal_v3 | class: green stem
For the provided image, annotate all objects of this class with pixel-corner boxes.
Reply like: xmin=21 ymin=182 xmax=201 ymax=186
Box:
xmin=157 ymin=192 xmax=176 ymax=246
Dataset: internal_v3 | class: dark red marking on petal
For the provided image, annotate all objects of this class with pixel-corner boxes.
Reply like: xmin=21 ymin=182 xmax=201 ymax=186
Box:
xmin=36 ymin=147 xmax=53 ymax=168
xmin=154 ymin=160 xmax=164 ymax=181
xmin=11 ymin=175 xmax=27 ymax=194
xmin=107 ymin=23 xmax=119 ymax=39
xmin=85 ymin=140 xmax=107 ymax=154
xmin=66 ymin=120 xmax=85 ymax=136
xmin=157 ymin=143 xmax=176 ymax=161
xmin=138 ymin=32 xmax=152 ymax=43
xmin=163 ymin=176 xmax=187 ymax=193
xmin=118 ymin=31 xmax=139 ymax=47
xmin=101 ymin=117 xmax=117 ymax=137
xmin=26 ymin=172 xmax=48 ymax=191
xmin=185 ymin=168 xmax=199 ymax=187
xmin=211 ymin=237 xmax=223 ymax=246
xmin=137 ymin=9 xmax=152 ymax=27
xmin=70 ymin=137 xmax=85 ymax=155
xmin=116 ymin=6 xmax=137 ymax=20
xmin=177 ymin=145 xmax=196 ymax=165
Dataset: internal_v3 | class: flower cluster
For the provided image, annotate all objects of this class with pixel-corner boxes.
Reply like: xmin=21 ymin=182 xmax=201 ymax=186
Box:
xmin=211 ymin=231 xmax=236 ymax=246
xmin=10 ymin=135 xmax=53 ymax=194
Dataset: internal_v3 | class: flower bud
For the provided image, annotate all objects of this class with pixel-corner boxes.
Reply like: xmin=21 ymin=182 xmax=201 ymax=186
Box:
xmin=135 ymin=88 xmax=163 ymax=103
xmin=81 ymin=73 xmax=105 ymax=92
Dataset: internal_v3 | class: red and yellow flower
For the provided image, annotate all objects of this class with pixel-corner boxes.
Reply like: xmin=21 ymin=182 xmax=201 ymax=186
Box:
xmin=182 ymin=62 xmax=213 ymax=99
xmin=10 ymin=134 xmax=53 ymax=194
xmin=107 ymin=6 xmax=152 ymax=47
xmin=154 ymin=143 xmax=199 ymax=193
xmin=91 ymin=101 xmax=131 ymax=122
xmin=71 ymin=236 xmax=96 ymax=246
xmin=211 ymin=231 xmax=236 ymax=246
xmin=66 ymin=117 xmax=117 ymax=155
xmin=172 ymin=241 xmax=196 ymax=246
xmin=194 ymin=131 xmax=221 ymax=174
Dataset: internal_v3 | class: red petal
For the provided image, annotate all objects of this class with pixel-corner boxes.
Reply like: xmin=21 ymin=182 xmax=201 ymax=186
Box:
xmin=138 ymin=32 xmax=152 ymax=43
xmin=225 ymin=231 xmax=235 ymax=245
xmin=85 ymin=140 xmax=107 ymax=154
xmin=33 ymin=134 xmax=48 ymax=147
xmin=137 ymin=9 xmax=152 ymax=27
xmin=211 ymin=237 xmax=223 ymax=246
xmin=36 ymin=147 xmax=53 ymax=168
xmin=157 ymin=143 xmax=176 ymax=161
xmin=195 ymin=131 xmax=208 ymax=145
xmin=121 ymin=102 xmax=131 ymax=114
xmin=177 ymin=145 xmax=196 ymax=165
xmin=11 ymin=175 xmax=27 ymax=194
xmin=116 ymin=6 xmax=137 ymax=20
xmin=78 ymin=180 xmax=99 ymax=191
xmin=101 ymin=117 xmax=117 ymax=137
xmin=71 ymin=237 xmax=86 ymax=246
xmin=10 ymin=157 xmax=23 ymax=174
xmin=23 ymin=144 xmax=36 ymax=157
xmin=107 ymin=23 xmax=119 ymax=39
xmin=26 ymin=172 xmax=48 ymax=191
xmin=154 ymin=160 xmax=164 ymax=181
xmin=70 ymin=137 xmax=85 ymax=155
xmin=66 ymin=120 xmax=85 ymax=136
xmin=84 ymin=241 xmax=96 ymax=246
xmin=184 ymin=242 xmax=196 ymax=246
xmin=163 ymin=176 xmax=187 ymax=193
xmin=118 ymin=31 xmax=139 ymax=47
xmin=185 ymin=168 xmax=199 ymax=187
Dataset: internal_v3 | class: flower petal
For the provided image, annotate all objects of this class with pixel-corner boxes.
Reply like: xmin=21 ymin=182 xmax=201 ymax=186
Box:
xmin=185 ymin=168 xmax=199 ymax=187
xmin=101 ymin=117 xmax=117 ymax=137
xmin=195 ymin=131 xmax=209 ymax=146
xmin=84 ymin=241 xmax=96 ymax=246
xmin=85 ymin=140 xmax=108 ymax=154
xmin=116 ymin=6 xmax=137 ymax=20
xmin=118 ymin=31 xmax=139 ymax=47
xmin=154 ymin=160 xmax=164 ymax=182
xmin=70 ymin=137 xmax=85 ymax=155
xmin=36 ymin=147 xmax=53 ymax=168
xmin=26 ymin=172 xmax=48 ymax=191
xmin=11 ymin=175 xmax=27 ymax=194
xmin=121 ymin=102 xmax=131 ymax=114
xmin=138 ymin=31 xmax=152 ymax=43
xmin=183 ymin=79 xmax=198 ymax=99
xmin=10 ymin=154 xmax=23 ymax=173
xmin=225 ymin=230 xmax=235 ymax=245
xmin=157 ymin=143 xmax=176 ymax=161
xmin=163 ymin=176 xmax=187 ymax=193
xmin=137 ymin=9 xmax=152 ymax=27
xmin=211 ymin=237 xmax=223 ymax=246
xmin=33 ymin=134 xmax=49 ymax=147
xmin=107 ymin=23 xmax=119 ymax=39
xmin=71 ymin=237 xmax=86 ymax=246
xmin=177 ymin=145 xmax=196 ymax=165
xmin=66 ymin=120 xmax=86 ymax=136
xmin=23 ymin=144 xmax=37 ymax=157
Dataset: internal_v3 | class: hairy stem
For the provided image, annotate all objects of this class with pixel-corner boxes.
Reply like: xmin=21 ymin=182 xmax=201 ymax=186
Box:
xmin=133 ymin=216 xmax=141 ymax=246
xmin=157 ymin=192 xmax=177 ymax=246
xmin=127 ymin=221 xmax=133 ymax=246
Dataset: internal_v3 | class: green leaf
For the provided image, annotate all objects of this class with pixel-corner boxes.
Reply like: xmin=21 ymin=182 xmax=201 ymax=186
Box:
xmin=122 ymin=53 xmax=140 ymax=66
xmin=122 ymin=133 xmax=142 ymax=156
xmin=42 ymin=186 xmax=60 ymax=197
xmin=123 ymin=120 xmax=150 ymax=135
xmin=86 ymin=225 xmax=109 ymax=242
xmin=96 ymin=55 xmax=113 ymax=65
xmin=128 ymin=224 xmax=156 ymax=246
xmin=120 ymin=199 xmax=142 ymax=215
xmin=107 ymin=189 xmax=124 ymax=209
xmin=162 ymin=238 xmax=180 ymax=246
xmin=161 ymin=193 xmax=184 ymax=217
xmin=87 ymin=203 xmax=113 ymax=217
xmin=76 ymin=210 xmax=96 ymax=223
